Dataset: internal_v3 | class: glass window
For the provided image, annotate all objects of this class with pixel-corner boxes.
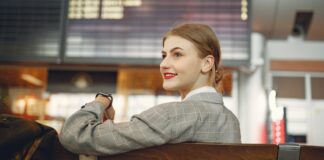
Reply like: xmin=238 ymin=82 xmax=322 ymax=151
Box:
xmin=272 ymin=76 xmax=305 ymax=99
xmin=311 ymin=77 xmax=324 ymax=99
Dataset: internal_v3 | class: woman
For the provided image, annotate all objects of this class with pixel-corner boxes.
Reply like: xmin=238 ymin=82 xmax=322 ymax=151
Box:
xmin=59 ymin=23 xmax=241 ymax=156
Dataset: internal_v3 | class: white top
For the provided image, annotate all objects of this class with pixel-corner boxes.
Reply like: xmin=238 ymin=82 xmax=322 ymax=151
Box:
xmin=183 ymin=86 xmax=217 ymax=101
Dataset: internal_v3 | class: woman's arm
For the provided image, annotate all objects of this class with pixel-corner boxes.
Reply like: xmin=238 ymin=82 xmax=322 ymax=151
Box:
xmin=59 ymin=101 xmax=172 ymax=156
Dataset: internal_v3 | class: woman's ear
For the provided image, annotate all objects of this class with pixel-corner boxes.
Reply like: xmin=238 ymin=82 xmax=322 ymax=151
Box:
xmin=201 ymin=55 xmax=214 ymax=73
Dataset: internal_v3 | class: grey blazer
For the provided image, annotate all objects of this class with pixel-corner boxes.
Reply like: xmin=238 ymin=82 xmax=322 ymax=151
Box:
xmin=59 ymin=92 xmax=241 ymax=156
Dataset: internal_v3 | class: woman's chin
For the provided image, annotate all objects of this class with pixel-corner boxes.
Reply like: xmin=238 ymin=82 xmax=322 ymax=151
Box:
xmin=163 ymin=85 xmax=178 ymax=91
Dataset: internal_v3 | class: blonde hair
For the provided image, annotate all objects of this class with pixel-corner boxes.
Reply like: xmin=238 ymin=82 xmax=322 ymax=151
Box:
xmin=162 ymin=23 xmax=223 ymax=88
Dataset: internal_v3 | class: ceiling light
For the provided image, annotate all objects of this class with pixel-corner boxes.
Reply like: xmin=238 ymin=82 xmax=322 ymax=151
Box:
xmin=72 ymin=72 xmax=92 ymax=89
xmin=21 ymin=74 xmax=43 ymax=86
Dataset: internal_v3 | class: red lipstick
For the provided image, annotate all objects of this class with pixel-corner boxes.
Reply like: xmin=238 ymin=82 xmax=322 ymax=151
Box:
xmin=163 ymin=72 xmax=177 ymax=79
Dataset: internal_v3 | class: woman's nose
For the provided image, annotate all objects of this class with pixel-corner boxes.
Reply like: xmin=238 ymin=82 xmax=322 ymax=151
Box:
xmin=160 ymin=57 xmax=170 ymax=69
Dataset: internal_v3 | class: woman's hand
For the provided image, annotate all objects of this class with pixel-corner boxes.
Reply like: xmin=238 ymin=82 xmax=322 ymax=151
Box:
xmin=95 ymin=95 xmax=115 ymax=121
xmin=104 ymin=104 xmax=115 ymax=121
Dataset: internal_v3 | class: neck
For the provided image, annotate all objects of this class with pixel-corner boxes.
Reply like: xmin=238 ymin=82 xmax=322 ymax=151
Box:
xmin=180 ymin=89 xmax=190 ymax=100
xmin=179 ymin=75 xmax=211 ymax=100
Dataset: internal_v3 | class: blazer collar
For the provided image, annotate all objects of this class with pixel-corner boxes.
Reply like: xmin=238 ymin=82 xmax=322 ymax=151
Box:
xmin=185 ymin=92 xmax=223 ymax=104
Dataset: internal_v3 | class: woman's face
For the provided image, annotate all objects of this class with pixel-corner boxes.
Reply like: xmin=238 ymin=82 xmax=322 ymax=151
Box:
xmin=160 ymin=35 xmax=207 ymax=95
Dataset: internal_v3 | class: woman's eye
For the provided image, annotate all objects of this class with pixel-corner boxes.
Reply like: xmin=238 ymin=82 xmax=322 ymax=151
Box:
xmin=162 ymin=54 xmax=166 ymax=59
xmin=175 ymin=52 xmax=182 ymax=57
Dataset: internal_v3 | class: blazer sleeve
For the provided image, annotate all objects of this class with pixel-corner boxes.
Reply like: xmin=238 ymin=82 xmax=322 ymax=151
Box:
xmin=59 ymin=101 xmax=172 ymax=156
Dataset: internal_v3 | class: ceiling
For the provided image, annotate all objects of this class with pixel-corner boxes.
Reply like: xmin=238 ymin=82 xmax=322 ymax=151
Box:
xmin=252 ymin=0 xmax=324 ymax=40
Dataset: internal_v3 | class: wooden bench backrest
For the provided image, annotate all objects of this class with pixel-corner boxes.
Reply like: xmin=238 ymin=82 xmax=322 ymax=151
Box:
xmin=99 ymin=143 xmax=324 ymax=160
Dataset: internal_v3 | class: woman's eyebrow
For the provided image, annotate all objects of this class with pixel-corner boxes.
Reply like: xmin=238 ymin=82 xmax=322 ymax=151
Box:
xmin=161 ymin=47 xmax=183 ymax=54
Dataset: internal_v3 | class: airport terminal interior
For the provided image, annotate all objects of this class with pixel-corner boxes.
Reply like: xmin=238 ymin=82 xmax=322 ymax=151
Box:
xmin=1 ymin=0 xmax=324 ymax=148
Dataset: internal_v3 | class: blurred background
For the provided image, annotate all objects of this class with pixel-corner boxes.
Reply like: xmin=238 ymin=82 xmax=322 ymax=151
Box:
xmin=1 ymin=0 xmax=324 ymax=146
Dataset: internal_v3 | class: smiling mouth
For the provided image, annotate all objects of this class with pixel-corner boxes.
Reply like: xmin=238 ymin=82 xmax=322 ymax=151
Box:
xmin=163 ymin=73 xmax=177 ymax=79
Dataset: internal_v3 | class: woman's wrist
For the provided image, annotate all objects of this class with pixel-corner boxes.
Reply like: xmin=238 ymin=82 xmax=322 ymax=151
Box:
xmin=94 ymin=92 xmax=114 ymax=121
xmin=95 ymin=96 xmax=111 ymax=108
xmin=95 ymin=92 xmax=113 ymax=108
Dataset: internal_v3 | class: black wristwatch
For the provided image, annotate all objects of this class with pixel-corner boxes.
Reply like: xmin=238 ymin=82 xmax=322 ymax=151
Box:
xmin=95 ymin=92 xmax=113 ymax=108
